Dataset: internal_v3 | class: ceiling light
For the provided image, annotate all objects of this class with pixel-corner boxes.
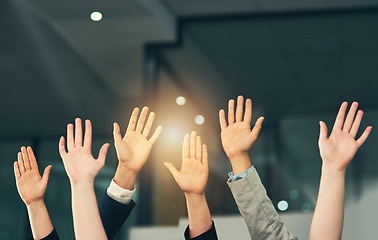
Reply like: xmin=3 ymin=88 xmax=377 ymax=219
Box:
xmin=90 ymin=12 xmax=102 ymax=21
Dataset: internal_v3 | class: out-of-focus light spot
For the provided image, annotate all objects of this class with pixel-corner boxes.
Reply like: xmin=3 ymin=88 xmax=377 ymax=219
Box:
xmin=164 ymin=126 xmax=183 ymax=144
xmin=90 ymin=12 xmax=102 ymax=21
xmin=301 ymin=202 xmax=312 ymax=213
xmin=289 ymin=189 xmax=299 ymax=200
xmin=277 ymin=200 xmax=289 ymax=211
xmin=194 ymin=115 xmax=205 ymax=125
xmin=176 ymin=96 xmax=186 ymax=106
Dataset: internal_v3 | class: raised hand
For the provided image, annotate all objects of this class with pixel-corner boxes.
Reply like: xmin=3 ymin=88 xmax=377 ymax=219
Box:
xmin=113 ymin=107 xmax=162 ymax=189
xmin=14 ymin=146 xmax=52 ymax=206
xmin=59 ymin=118 xmax=109 ymax=185
xmin=14 ymin=146 xmax=55 ymax=239
xmin=310 ymin=102 xmax=372 ymax=240
xmin=219 ymin=95 xmax=264 ymax=174
xmin=164 ymin=132 xmax=208 ymax=196
xmin=59 ymin=118 xmax=109 ymax=240
xmin=165 ymin=132 xmax=213 ymax=238
xmin=318 ymin=102 xmax=372 ymax=172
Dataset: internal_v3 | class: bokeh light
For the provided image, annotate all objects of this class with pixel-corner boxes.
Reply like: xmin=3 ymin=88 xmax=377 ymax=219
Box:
xmin=277 ymin=200 xmax=289 ymax=211
xmin=176 ymin=96 xmax=186 ymax=106
xmin=194 ymin=115 xmax=205 ymax=125
xmin=90 ymin=12 xmax=102 ymax=21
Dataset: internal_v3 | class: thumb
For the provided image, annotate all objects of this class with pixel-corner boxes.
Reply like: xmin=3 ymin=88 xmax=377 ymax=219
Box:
xmin=98 ymin=143 xmax=110 ymax=167
xmin=113 ymin=122 xmax=123 ymax=145
xmin=319 ymin=121 xmax=328 ymax=143
xmin=250 ymin=116 xmax=264 ymax=138
xmin=41 ymin=165 xmax=52 ymax=185
xmin=164 ymin=162 xmax=180 ymax=182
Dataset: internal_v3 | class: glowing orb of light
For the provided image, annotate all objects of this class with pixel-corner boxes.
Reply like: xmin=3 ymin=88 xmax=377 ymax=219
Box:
xmin=90 ymin=12 xmax=102 ymax=21
xmin=176 ymin=96 xmax=186 ymax=106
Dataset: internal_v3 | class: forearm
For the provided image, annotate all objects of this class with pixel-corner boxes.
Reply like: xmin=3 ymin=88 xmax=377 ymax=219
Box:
xmin=228 ymin=170 xmax=297 ymax=240
xmin=113 ymin=164 xmax=137 ymax=191
xmin=229 ymin=154 xmax=252 ymax=175
xmin=185 ymin=193 xmax=212 ymax=238
xmin=71 ymin=182 xmax=107 ymax=240
xmin=310 ymin=167 xmax=345 ymax=240
xmin=26 ymin=200 xmax=54 ymax=240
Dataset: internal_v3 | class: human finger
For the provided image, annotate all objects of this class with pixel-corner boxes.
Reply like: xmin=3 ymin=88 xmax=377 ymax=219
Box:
xmin=83 ymin=120 xmax=92 ymax=149
xmin=21 ymin=146 xmax=31 ymax=171
xmin=149 ymin=125 xmax=163 ymax=145
xmin=228 ymin=99 xmax=235 ymax=124
xmin=350 ymin=110 xmax=363 ymax=138
xmin=17 ymin=151 xmax=25 ymax=174
xmin=343 ymin=102 xmax=358 ymax=132
xmin=67 ymin=123 xmax=75 ymax=151
xmin=75 ymin=118 xmax=83 ymax=147
xmin=243 ymin=98 xmax=252 ymax=123
xmin=219 ymin=109 xmax=227 ymax=130
xmin=356 ymin=126 xmax=372 ymax=147
xmin=27 ymin=146 xmax=38 ymax=170
xmin=235 ymin=95 xmax=244 ymax=122
xmin=142 ymin=112 xmax=155 ymax=137
xmin=126 ymin=108 xmax=140 ymax=134
xmin=332 ymin=102 xmax=348 ymax=132
xmin=196 ymin=136 xmax=202 ymax=161
xmin=135 ymin=107 xmax=149 ymax=134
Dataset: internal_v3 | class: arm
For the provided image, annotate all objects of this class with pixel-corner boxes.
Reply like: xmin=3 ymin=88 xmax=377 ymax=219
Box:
xmin=14 ymin=146 xmax=56 ymax=240
xmin=59 ymin=118 xmax=109 ymax=240
xmin=220 ymin=95 xmax=297 ymax=240
xmin=165 ymin=132 xmax=217 ymax=240
xmin=97 ymin=107 xmax=161 ymax=239
xmin=227 ymin=168 xmax=297 ymax=240
xmin=310 ymin=102 xmax=372 ymax=240
xmin=98 ymin=192 xmax=136 ymax=240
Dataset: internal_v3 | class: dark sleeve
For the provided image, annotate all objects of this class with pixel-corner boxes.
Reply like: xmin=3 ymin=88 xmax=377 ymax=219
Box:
xmin=184 ymin=221 xmax=218 ymax=240
xmin=31 ymin=228 xmax=59 ymax=240
xmin=98 ymin=191 xmax=136 ymax=240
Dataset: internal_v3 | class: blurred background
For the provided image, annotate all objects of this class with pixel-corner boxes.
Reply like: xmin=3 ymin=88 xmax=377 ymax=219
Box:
xmin=1 ymin=0 xmax=378 ymax=239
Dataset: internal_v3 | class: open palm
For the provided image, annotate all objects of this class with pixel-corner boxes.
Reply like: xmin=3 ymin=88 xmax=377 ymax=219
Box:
xmin=165 ymin=132 xmax=208 ymax=195
xmin=319 ymin=102 xmax=372 ymax=171
xmin=113 ymin=107 xmax=162 ymax=175
xmin=14 ymin=146 xmax=52 ymax=206
xmin=219 ymin=96 xmax=264 ymax=160
xmin=59 ymin=118 xmax=109 ymax=184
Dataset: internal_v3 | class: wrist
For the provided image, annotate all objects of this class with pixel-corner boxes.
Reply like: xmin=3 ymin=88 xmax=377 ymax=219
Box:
xmin=229 ymin=153 xmax=252 ymax=175
xmin=71 ymin=180 xmax=94 ymax=190
xmin=26 ymin=199 xmax=45 ymax=208
xmin=184 ymin=192 xmax=206 ymax=203
xmin=113 ymin=164 xmax=138 ymax=190
xmin=321 ymin=165 xmax=346 ymax=178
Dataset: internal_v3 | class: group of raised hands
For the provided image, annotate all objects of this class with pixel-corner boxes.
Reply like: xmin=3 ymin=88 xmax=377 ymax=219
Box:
xmin=14 ymin=96 xmax=372 ymax=240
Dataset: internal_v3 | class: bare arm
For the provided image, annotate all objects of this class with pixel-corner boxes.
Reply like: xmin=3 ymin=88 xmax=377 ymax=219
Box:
xmin=165 ymin=132 xmax=212 ymax=238
xmin=59 ymin=118 xmax=109 ymax=240
xmin=14 ymin=146 xmax=54 ymax=240
xmin=310 ymin=102 xmax=372 ymax=240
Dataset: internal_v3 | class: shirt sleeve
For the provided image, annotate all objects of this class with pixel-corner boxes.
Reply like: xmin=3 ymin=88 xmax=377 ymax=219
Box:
xmin=106 ymin=179 xmax=135 ymax=204
xmin=39 ymin=228 xmax=60 ymax=240
xmin=184 ymin=221 xmax=218 ymax=240
xmin=228 ymin=165 xmax=255 ymax=182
